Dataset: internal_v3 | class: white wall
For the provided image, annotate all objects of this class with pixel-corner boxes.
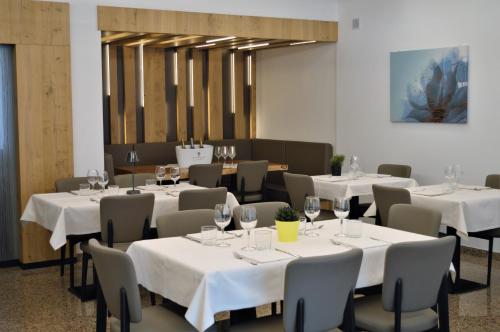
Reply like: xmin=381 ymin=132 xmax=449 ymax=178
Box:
xmin=256 ymin=43 xmax=336 ymax=146
xmin=42 ymin=0 xmax=338 ymax=175
xmin=336 ymin=0 xmax=500 ymax=250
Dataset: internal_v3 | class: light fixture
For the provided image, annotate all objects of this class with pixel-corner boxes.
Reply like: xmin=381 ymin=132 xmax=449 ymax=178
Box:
xmin=138 ymin=44 xmax=144 ymax=107
xmin=104 ymin=44 xmax=110 ymax=96
xmin=173 ymin=50 xmax=178 ymax=86
xmin=246 ymin=54 xmax=252 ymax=86
xmin=206 ymin=36 xmax=236 ymax=43
xmin=126 ymin=148 xmax=141 ymax=195
xmin=195 ymin=43 xmax=216 ymax=48
xmin=189 ymin=57 xmax=194 ymax=107
xmin=237 ymin=43 xmax=269 ymax=50
xmin=230 ymin=52 xmax=235 ymax=114
xmin=290 ymin=40 xmax=317 ymax=46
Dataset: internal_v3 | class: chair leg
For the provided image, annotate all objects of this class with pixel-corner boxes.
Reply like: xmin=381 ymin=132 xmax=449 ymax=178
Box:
xmin=69 ymin=241 xmax=75 ymax=289
xmin=487 ymin=238 xmax=494 ymax=287
xmin=81 ymin=253 xmax=90 ymax=300
xmin=59 ymin=244 xmax=66 ymax=277
xmin=150 ymin=292 xmax=156 ymax=305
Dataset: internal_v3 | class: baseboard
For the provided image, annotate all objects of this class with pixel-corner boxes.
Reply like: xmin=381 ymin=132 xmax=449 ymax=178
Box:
xmin=19 ymin=257 xmax=77 ymax=270
xmin=0 ymin=259 xmax=20 ymax=268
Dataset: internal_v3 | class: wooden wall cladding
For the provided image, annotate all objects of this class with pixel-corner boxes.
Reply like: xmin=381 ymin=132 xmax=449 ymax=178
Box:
xmin=208 ymin=49 xmax=223 ymax=140
xmin=122 ymin=46 xmax=137 ymax=144
xmin=250 ymin=52 xmax=257 ymax=138
xmin=176 ymin=49 xmax=188 ymax=141
xmin=192 ymin=49 xmax=206 ymax=141
xmin=109 ymin=45 xmax=122 ymax=144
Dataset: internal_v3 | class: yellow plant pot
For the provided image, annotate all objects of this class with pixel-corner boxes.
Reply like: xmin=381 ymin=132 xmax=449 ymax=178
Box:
xmin=275 ymin=220 xmax=300 ymax=242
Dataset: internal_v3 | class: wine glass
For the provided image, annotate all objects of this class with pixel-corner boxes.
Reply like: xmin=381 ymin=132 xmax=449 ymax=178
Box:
xmin=155 ymin=166 xmax=166 ymax=185
xmin=214 ymin=146 xmax=222 ymax=163
xmin=97 ymin=171 xmax=109 ymax=193
xmin=87 ymin=169 xmax=99 ymax=191
xmin=214 ymin=203 xmax=232 ymax=247
xmin=221 ymin=146 xmax=229 ymax=166
xmin=228 ymin=146 xmax=236 ymax=166
xmin=454 ymin=164 xmax=463 ymax=186
xmin=334 ymin=198 xmax=350 ymax=237
xmin=171 ymin=167 xmax=180 ymax=188
xmin=240 ymin=206 xmax=257 ymax=251
xmin=304 ymin=196 xmax=321 ymax=237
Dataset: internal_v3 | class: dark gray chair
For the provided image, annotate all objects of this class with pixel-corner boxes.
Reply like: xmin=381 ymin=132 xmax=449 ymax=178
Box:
xmin=377 ymin=164 xmax=412 ymax=178
xmin=88 ymin=239 xmax=213 ymax=332
xmin=231 ymin=249 xmax=363 ymax=332
xmin=55 ymin=176 xmax=88 ymax=192
xmin=104 ymin=153 xmax=116 ymax=185
xmin=114 ymin=173 xmax=156 ymax=188
xmin=188 ymin=164 xmax=223 ymax=188
xmin=355 ymin=236 xmax=455 ymax=332
xmin=372 ymin=185 xmax=411 ymax=227
xmin=283 ymin=172 xmax=315 ymax=212
xmin=157 ymin=209 xmax=214 ymax=238
xmin=236 ymin=160 xmax=268 ymax=203
xmin=178 ymin=187 xmax=227 ymax=210
xmin=388 ymin=204 xmax=441 ymax=237
xmin=233 ymin=202 xmax=289 ymax=229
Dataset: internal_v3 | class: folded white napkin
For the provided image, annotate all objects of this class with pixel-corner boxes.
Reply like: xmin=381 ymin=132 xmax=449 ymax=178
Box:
xmin=364 ymin=173 xmax=392 ymax=178
xmin=457 ymin=184 xmax=490 ymax=191
xmin=315 ymin=176 xmax=350 ymax=183
xmin=331 ymin=236 xmax=388 ymax=249
xmin=275 ymin=239 xmax=347 ymax=258
xmin=234 ymin=249 xmax=292 ymax=264
xmin=90 ymin=196 xmax=101 ymax=203
xmin=413 ymin=187 xmax=453 ymax=197
xmin=136 ymin=185 xmax=164 ymax=191
xmin=186 ymin=232 xmax=235 ymax=242
xmin=165 ymin=190 xmax=180 ymax=197
xmin=70 ymin=189 xmax=95 ymax=196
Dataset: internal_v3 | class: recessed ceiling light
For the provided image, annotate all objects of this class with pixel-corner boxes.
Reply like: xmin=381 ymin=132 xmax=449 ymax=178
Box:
xmin=206 ymin=36 xmax=236 ymax=43
xmin=289 ymin=40 xmax=317 ymax=46
xmin=237 ymin=43 xmax=269 ymax=50
xmin=195 ymin=43 xmax=216 ymax=48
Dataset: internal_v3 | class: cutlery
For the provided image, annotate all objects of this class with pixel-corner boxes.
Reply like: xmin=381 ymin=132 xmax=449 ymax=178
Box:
xmin=275 ymin=248 xmax=301 ymax=258
xmin=182 ymin=235 xmax=201 ymax=243
xmin=232 ymin=251 xmax=258 ymax=265
xmin=330 ymin=239 xmax=355 ymax=248
xmin=368 ymin=236 xmax=391 ymax=244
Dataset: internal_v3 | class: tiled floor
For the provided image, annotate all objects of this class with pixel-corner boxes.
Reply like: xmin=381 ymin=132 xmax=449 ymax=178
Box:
xmin=1 ymin=249 xmax=499 ymax=331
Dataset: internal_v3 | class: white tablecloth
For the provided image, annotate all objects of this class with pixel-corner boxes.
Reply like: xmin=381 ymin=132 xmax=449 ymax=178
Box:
xmin=127 ymin=220 xmax=433 ymax=331
xmin=312 ymin=174 xmax=418 ymax=199
xmin=20 ymin=183 xmax=239 ymax=250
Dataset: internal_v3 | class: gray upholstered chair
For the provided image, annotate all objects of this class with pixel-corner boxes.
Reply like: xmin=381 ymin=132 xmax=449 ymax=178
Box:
xmin=377 ymin=164 xmax=412 ymax=178
xmin=236 ymin=160 xmax=268 ymax=203
xmin=55 ymin=177 xmax=89 ymax=192
xmin=157 ymin=209 xmax=214 ymax=238
xmin=188 ymin=164 xmax=222 ymax=188
xmin=372 ymin=184 xmax=411 ymax=227
xmin=114 ymin=173 xmax=156 ymax=188
xmin=388 ymin=204 xmax=441 ymax=237
xmin=104 ymin=153 xmax=116 ymax=185
xmin=283 ymin=172 xmax=315 ymax=212
xmin=355 ymin=236 xmax=455 ymax=332
xmin=88 ymin=239 xmax=212 ymax=332
xmin=231 ymin=249 xmax=363 ymax=332
xmin=233 ymin=202 xmax=289 ymax=229
xmin=178 ymin=187 xmax=227 ymax=210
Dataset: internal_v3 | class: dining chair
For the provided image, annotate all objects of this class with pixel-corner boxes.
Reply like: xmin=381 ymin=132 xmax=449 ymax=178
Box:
xmin=188 ymin=163 xmax=223 ymax=188
xmin=283 ymin=172 xmax=315 ymax=212
xmin=104 ymin=153 xmax=116 ymax=185
xmin=55 ymin=176 xmax=88 ymax=192
xmin=114 ymin=173 xmax=156 ymax=188
xmin=157 ymin=209 xmax=214 ymax=238
xmin=355 ymin=236 xmax=455 ymax=332
xmin=236 ymin=160 xmax=268 ymax=203
xmin=372 ymin=185 xmax=411 ymax=227
xmin=231 ymin=249 xmax=363 ymax=332
xmin=80 ymin=194 xmax=154 ymax=301
xmin=388 ymin=204 xmax=441 ymax=237
xmin=178 ymin=187 xmax=227 ymax=210
xmin=88 ymin=239 xmax=214 ymax=332
xmin=377 ymin=164 xmax=412 ymax=178
xmin=233 ymin=202 xmax=289 ymax=229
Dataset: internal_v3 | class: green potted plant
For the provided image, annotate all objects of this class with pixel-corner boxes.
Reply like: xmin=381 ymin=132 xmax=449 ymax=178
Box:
xmin=330 ymin=154 xmax=345 ymax=176
xmin=275 ymin=206 xmax=300 ymax=242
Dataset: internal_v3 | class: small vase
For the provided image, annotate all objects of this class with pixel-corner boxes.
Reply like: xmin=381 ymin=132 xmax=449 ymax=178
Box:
xmin=331 ymin=165 xmax=341 ymax=176
xmin=275 ymin=220 xmax=299 ymax=242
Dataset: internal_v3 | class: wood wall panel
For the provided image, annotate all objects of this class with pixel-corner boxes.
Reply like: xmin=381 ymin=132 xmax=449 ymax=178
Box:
xmin=234 ymin=52 xmax=246 ymax=139
xmin=16 ymin=44 xmax=73 ymax=263
xmin=176 ymin=49 xmax=188 ymax=141
xmin=122 ymin=46 xmax=137 ymax=143
xmin=192 ymin=49 xmax=205 ymax=141
xmin=143 ymin=47 xmax=167 ymax=142
xmin=207 ymin=49 xmax=223 ymax=140
xmin=109 ymin=45 xmax=122 ymax=144
xmin=250 ymin=52 xmax=257 ymax=138
xmin=97 ymin=6 xmax=338 ymax=42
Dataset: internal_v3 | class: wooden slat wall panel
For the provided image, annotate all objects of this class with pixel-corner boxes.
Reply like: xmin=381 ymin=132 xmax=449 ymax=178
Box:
xmin=192 ymin=49 xmax=205 ymax=140
xmin=109 ymin=45 xmax=122 ymax=144
xmin=176 ymin=49 xmax=188 ymax=141
xmin=208 ymin=48 xmax=223 ymax=140
xmin=234 ymin=52 xmax=246 ymax=139
xmin=143 ymin=47 xmax=167 ymax=142
xmin=250 ymin=51 xmax=257 ymax=138
xmin=16 ymin=44 xmax=73 ymax=263
xmin=122 ymin=47 xmax=137 ymax=143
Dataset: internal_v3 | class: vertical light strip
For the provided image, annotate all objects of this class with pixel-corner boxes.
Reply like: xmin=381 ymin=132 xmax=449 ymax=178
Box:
xmin=173 ymin=50 xmax=178 ymax=86
xmin=247 ymin=54 xmax=252 ymax=86
xmin=138 ymin=44 xmax=144 ymax=107
xmin=230 ymin=52 xmax=235 ymax=114
xmin=104 ymin=44 xmax=110 ymax=96
xmin=189 ymin=57 xmax=194 ymax=107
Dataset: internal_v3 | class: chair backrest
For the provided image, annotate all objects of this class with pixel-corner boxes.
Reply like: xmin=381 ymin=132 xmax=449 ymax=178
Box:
xmin=485 ymin=174 xmax=500 ymax=189
xmin=188 ymin=163 xmax=223 ymax=188
xmin=178 ymin=187 xmax=227 ymax=210
xmin=382 ymin=236 xmax=455 ymax=312
xmin=233 ymin=202 xmax=289 ymax=229
xmin=156 ymin=209 xmax=214 ymax=238
xmin=237 ymin=160 xmax=268 ymax=192
xmin=388 ymin=204 xmax=441 ymax=237
xmin=377 ymin=164 xmax=412 ymax=178
xmin=104 ymin=153 xmax=116 ymax=185
xmin=283 ymin=172 xmax=315 ymax=211
xmin=55 ymin=177 xmax=88 ymax=192
xmin=100 ymin=194 xmax=154 ymax=243
xmin=372 ymin=184 xmax=411 ymax=227
xmin=283 ymin=249 xmax=363 ymax=332
xmin=114 ymin=173 xmax=155 ymax=188
xmin=88 ymin=239 xmax=142 ymax=322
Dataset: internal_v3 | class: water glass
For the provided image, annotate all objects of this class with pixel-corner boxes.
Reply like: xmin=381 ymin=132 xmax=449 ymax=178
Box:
xmin=108 ymin=184 xmax=119 ymax=195
xmin=240 ymin=206 xmax=257 ymax=251
xmin=87 ymin=169 xmax=99 ymax=190
xmin=214 ymin=203 xmax=232 ymax=247
xmin=201 ymin=226 xmax=217 ymax=246
xmin=97 ymin=171 xmax=109 ymax=192
xmin=344 ymin=219 xmax=362 ymax=238
xmin=299 ymin=216 xmax=307 ymax=235
xmin=79 ymin=183 xmax=90 ymax=193
xmin=145 ymin=179 xmax=156 ymax=188
xmin=334 ymin=197 xmax=350 ymax=237
xmin=255 ymin=230 xmax=272 ymax=250
xmin=155 ymin=166 xmax=166 ymax=184
xmin=304 ymin=196 xmax=320 ymax=237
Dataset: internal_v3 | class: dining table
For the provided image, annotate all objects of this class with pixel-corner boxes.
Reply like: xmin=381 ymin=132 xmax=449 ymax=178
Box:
xmin=126 ymin=219 xmax=437 ymax=332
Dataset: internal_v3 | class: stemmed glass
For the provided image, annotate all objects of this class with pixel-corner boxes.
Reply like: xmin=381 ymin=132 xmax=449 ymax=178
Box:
xmin=97 ymin=171 xmax=109 ymax=193
xmin=214 ymin=203 xmax=232 ymax=247
xmin=214 ymin=146 xmax=222 ymax=163
xmin=454 ymin=164 xmax=463 ymax=186
xmin=170 ymin=166 xmax=180 ymax=188
xmin=334 ymin=198 xmax=350 ymax=237
xmin=221 ymin=146 xmax=229 ymax=166
xmin=240 ymin=206 xmax=257 ymax=251
xmin=87 ymin=169 xmax=99 ymax=191
xmin=304 ymin=196 xmax=320 ymax=237
xmin=228 ymin=146 xmax=236 ymax=166
xmin=155 ymin=166 xmax=166 ymax=185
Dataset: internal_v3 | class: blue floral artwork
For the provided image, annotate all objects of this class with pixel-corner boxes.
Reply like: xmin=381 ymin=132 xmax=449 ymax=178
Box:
xmin=390 ymin=46 xmax=468 ymax=123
